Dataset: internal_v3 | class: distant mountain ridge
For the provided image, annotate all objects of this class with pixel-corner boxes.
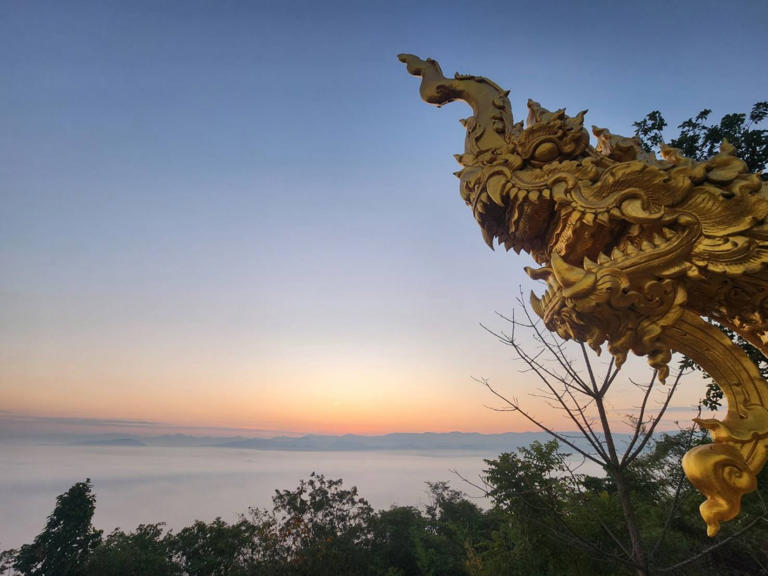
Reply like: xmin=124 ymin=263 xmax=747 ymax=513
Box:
xmin=3 ymin=430 xmax=632 ymax=453
xmin=76 ymin=437 xmax=147 ymax=447
xmin=217 ymin=432 xmax=551 ymax=451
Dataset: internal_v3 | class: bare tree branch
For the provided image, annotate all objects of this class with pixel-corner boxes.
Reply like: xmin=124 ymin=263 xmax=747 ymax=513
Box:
xmin=657 ymin=513 xmax=768 ymax=573
xmin=623 ymin=367 xmax=685 ymax=467
xmin=650 ymin=413 xmax=702 ymax=560
xmin=479 ymin=378 xmax=604 ymax=466
xmin=622 ymin=370 xmax=658 ymax=465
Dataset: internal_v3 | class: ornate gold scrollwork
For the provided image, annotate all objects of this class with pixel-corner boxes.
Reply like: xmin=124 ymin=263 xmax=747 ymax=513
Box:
xmin=400 ymin=53 xmax=768 ymax=535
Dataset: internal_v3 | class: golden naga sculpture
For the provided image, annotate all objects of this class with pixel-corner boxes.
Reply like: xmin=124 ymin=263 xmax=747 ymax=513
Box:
xmin=400 ymin=54 xmax=768 ymax=536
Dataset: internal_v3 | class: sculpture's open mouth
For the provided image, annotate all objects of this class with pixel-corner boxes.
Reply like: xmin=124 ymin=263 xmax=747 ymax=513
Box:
xmin=467 ymin=179 xmax=556 ymax=259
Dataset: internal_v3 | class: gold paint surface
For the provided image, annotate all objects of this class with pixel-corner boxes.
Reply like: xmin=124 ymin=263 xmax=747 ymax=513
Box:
xmin=400 ymin=54 xmax=768 ymax=536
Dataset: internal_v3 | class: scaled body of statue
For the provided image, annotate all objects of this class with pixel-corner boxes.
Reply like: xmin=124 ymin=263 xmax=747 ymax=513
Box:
xmin=400 ymin=54 xmax=768 ymax=536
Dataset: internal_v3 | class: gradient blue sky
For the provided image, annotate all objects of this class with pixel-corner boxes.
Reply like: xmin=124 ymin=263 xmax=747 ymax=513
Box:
xmin=2 ymin=0 xmax=767 ymax=435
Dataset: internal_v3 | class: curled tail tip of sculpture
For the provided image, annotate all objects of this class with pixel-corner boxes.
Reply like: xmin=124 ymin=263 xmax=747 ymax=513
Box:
xmin=682 ymin=443 xmax=757 ymax=537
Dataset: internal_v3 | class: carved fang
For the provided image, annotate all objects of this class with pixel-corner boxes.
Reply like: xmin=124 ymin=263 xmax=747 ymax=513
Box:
xmin=530 ymin=291 xmax=545 ymax=318
xmin=525 ymin=266 xmax=553 ymax=280
xmin=486 ymin=175 xmax=507 ymax=206
xmin=551 ymin=252 xmax=596 ymax=297
xmin=481 ymin=227 xmax=495 ymax=250
xmin=551 ymin=181 xmax=568 ymax=202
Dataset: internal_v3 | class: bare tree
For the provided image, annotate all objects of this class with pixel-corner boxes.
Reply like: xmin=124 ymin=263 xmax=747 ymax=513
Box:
xmin=471 ymin=295 xmax=767 ymax=576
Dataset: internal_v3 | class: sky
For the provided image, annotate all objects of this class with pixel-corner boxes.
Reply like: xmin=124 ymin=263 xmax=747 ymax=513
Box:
xmin=1 ymin=0 xmax=767 ymax=437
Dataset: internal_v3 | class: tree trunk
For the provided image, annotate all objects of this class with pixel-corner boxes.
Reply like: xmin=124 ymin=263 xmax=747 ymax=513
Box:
xmin=612 ymin=467 xmax=649 ymax=576
xmin=595 ymin=391 xmax=649 ymax=576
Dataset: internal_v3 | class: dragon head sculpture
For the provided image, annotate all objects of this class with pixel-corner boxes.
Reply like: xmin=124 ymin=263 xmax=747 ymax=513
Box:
xmin=400 ymin=53 xmax=768 ymax=536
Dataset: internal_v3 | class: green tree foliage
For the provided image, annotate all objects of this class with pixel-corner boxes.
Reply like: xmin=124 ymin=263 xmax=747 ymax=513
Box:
xmin=369 ymin=505 xmax=425 ymax=576
xmin=168 ymin=518 xmax=259 ymax=576
xmin=83 ymin=524 xmax=178 ymax=576
xmin=633 ymin=102 xmax=768 ymax=174
xmin=0 ymin=549 xmax=18 ymax=576
xmin=481 ymin=441 xmax=579 ymax=575
xmin=13 ymin=479 xmax=101 ymax=576
xmin=4 ymin=456 xmax=768 ymax=576
xmin=264 ymin=472 xmax=375 ymax=575
xmin=481 ymin=434 xmax=768 ymax=575
xmin=415 ymin=482 xmax=495 ymax=576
